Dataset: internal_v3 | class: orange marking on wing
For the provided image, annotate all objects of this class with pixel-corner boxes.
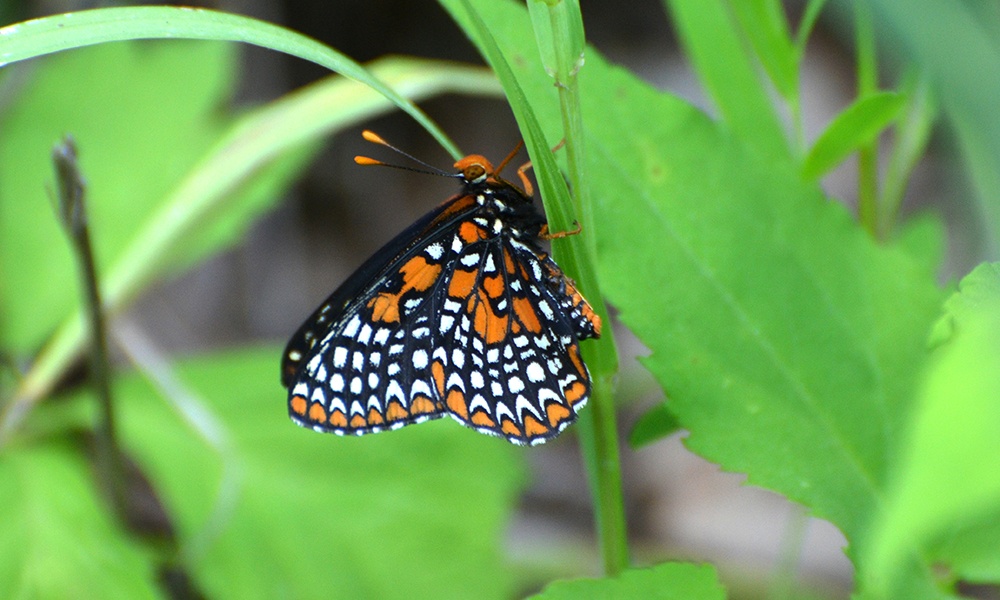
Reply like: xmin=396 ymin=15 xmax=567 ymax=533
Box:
xmin=545 ymin=402 xmax=571 ymax=427
xmin=523 ymin=414 xmax=549 ymax=437
xmin=471 ymin=410 xmax=496 ymax=428
xmin=564 ymin=381 xmax=587 ymax=406
xmin=472 ymin=290 xmax=509 ymax=344
xmin=448 ymin=268 xmax=478 ymax=299
xmin=500 ymin=418 xmax=522 ymax=437
xmin=349 ymin=414 xmax=367 ymax=428
xmin=432 ymin=360 xmax=446 ymax=398
xmin=367 ymin=255 xmax=442 ymax=323
xmin=430 ymin=194 xmax=477 ymax=225
xmin=503 ymin=248 xmax=516 ymax=274
xmin=513 ymin=295 xmax=542 ymax=333
xmin=385 ymin=401 xmax=408 ymax=422
xmin=410 ymin=395 xmax=437 ymax=415
xmin=567 ymin=281 xmax=602 ymax=336
xmin=482 ymin=274 xmax=504 ymax=298
xmin=446 ymin=389 xmax=468 ymax=420
xmin=590 ymin=311 xmax=603 ymax=336
xmin=290 ymin=395 xmax=308 ymax=416
xmin=367 ymin=408 xmax=385 ymax=425
xmin=568 ymin=344 xmax=587 ymax=379
xmin=329 ymin=409 xmax=348 ymax=428
xmin=308 ymin=402 xmax=327 ymax=422
xmin=401 ymin=255 xmax=442 ymax=292
xmin=459 ymin=221 xmax=487 ymax=244
xmin=368 ymin=294 xmax=401 ymax=323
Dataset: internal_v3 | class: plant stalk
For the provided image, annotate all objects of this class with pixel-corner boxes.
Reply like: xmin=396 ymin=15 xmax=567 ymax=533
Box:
xmin=53 ymin=137 xmax=128 ymax=519
xmin=529 ymin=0 xmax=628 ymax=575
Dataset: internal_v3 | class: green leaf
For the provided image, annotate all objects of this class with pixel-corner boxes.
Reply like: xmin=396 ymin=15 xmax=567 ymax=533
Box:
xmin=802 ymin=91 xmax=905 ymax=180
xmin=729 ymin=0 xmax=799 ymax=101
xmin=531 ymin=562 xmax=725 ymax=600
xmin=0 ymin=439 xmax=160 ymax=598
xmin=586 ymin=62 xmax=942 ymax=547
xmin=628 ymin=404 xmax=681 ymax=449
xmin=864 ymin=263 xmax=1000 ymax=593
xmin=0 ymin=41 xmax=235 ymax=354
xmin=661 ymin=0 xmax=789 ymax=161
xmin=112 ymin=348 xmax=526 ymax=600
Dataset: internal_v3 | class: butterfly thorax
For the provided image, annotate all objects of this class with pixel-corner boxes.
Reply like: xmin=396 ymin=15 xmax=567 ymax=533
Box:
xmin=455 ymin=156 xmax=547 ymax=248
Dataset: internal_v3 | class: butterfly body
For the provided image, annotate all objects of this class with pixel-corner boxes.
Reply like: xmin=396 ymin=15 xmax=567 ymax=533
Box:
xmin=282 ymin=152 xmax=600 ymax=446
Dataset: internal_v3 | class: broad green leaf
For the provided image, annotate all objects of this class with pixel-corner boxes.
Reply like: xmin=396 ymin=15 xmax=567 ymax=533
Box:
xmin=662 ymin=0 xmax=789 ymax=161
xmin=730 ymin=0 xmax=799 ymax=101
xmin=112 ymin=348 xmax=525 ymax=600
xmin=865 ymin=263 xmax=1000 ymax=594
xmin=587 ymin=64 xmax=941 ymax=545
xmin=0 ymin=41 xmax=234 ymax=353
xmin=802 ymin=91 xmax=904 ymax=179
xmin=439 ymin=3 xmax=945 ymax=584
xmin=0 ymin=439 xmax=159 ymax=598
xmin=531 ymin=562 xmax=725 ymax=600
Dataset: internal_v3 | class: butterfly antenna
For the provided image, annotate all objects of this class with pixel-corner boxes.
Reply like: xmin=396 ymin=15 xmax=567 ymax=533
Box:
xmin=354 ymin=130 xmax=452 ymax=177
xmin=494 ymin=140 xmax=525 ymax=176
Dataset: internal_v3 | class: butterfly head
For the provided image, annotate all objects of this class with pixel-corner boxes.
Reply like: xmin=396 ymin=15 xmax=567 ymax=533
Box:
xmin=454 ymin=154 xmax=494 ymax=185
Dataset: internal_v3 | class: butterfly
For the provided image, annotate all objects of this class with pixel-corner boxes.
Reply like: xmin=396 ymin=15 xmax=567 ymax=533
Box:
xmin=281 ymin=131 xmax=601 ymax=446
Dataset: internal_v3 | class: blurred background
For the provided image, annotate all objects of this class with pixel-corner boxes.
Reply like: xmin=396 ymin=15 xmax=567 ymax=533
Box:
xmin=3 ymin=0 xmax=997 ymax=597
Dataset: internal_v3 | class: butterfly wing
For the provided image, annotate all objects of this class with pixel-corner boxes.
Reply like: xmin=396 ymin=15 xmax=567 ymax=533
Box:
xmin=283 ymin=187 xmax=602 ymax=445
xmin=283 ymin=193 xmax=483 ymax=434
xmin=431 ymin=237 xmax=601 ymax=445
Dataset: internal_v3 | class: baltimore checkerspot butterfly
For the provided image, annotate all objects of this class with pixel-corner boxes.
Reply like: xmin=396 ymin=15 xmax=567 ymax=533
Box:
xmin=281 ymin=131 xmax=601 ymax=446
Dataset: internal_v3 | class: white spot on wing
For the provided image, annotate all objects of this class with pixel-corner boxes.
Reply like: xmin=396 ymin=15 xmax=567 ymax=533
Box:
xmin=343 ymin=315 xmax=362 ymax=337
xmin=526 ymin=362 xmax=545 ymax=383
xmin=333 ymin=347 xmax=348 ymax=368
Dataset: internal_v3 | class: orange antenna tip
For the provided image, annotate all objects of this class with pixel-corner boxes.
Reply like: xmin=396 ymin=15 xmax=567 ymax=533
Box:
xmin=354 ymin=156 xmax=384 ymax=166
xmin=361 ymin=130 xmax=388 ymax=145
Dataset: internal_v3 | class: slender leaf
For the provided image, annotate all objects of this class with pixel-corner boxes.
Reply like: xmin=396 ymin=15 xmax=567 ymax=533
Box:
xmin=0 ymin=6 xmax=458 ymax=157
xmin=802 ymin=91 xmax=904 ymax=179
xmin=662 ymin=0 xmax=789 ymax=161
xmin=730 ymin=0 xmax=799 ymax=101
xmin=864 ymin=0 xmax=1000 ymax=255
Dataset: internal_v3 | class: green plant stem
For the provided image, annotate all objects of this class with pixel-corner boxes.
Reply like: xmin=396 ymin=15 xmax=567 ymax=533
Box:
xmin=854 ymin=0 xmax=879 ymax=237
xmin=879 ymin=70 xmax=935 ymax=240
xmin=529 ymin=0 xmax=628 ymax=575
xmin=53 ymin=137 xmax=127 ymax=519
